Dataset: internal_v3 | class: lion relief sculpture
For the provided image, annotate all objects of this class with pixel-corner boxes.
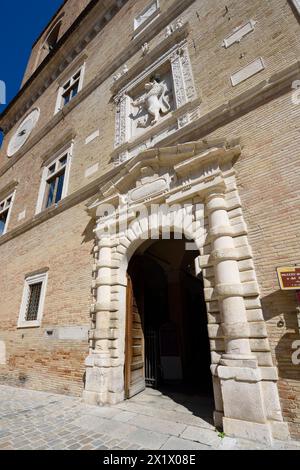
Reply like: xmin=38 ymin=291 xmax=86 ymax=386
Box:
xmin=132 ymin=79 xmax=171 ymax=127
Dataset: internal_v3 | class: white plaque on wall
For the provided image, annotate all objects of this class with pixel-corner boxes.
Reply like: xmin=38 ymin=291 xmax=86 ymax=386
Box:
xmin=223 ymin=20 xmax=257 ymax=48
xmin=134 ymin=1 xmax=159 ymax=32
xmin=291 ymin=0 xmax=300 ymax=15
xmin=231 ymin=58 xmax=265 ymax=87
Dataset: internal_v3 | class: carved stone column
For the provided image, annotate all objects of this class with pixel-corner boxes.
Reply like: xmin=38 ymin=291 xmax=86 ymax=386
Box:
xmin=83 ymin=237 xmax=113 ymax=406
xmin=206 ymin=190 xmax=274 ymax=445
xmin=207 ymin=191 xmax=253 ymax=359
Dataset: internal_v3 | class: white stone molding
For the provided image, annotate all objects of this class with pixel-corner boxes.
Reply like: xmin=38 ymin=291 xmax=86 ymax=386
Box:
xmin=222 ymin=20 xmax=257 ymax=48
xmin=17 ymin=210 xmax=26 ymax=222
xmin=83 ymin=138 xmax=288 ymax=443
xmin=85 ymin=163 xmax=99 ymax=178
xmin=0 ymin=179 xmax=19 ymax=201
xmin=0 ymin=341 xmax=6 ymax=365
xmin=17 ymin=271 xmax=49 ymax=329
xmin=291 ymin=0 xmax=300 ymax=15
xmin=231 ymin=57 xmax=265 ymax=87
xmin=35 ymin=140 xmax=74 ymax=215
xmin=133 ymin=0 xmax=160 ymax=36
xmin=85 ymin=130 xmax=100 ymax=145
xmin=2 ymin=53 xmax=298 ymax=182
xmin=113 ymin=38 xmax=199 ymax=164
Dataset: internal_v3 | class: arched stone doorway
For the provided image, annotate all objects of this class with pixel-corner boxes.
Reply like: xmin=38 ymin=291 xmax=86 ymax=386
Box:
xmin=125 ymin=237 xmax=214 ymax=413
xmin=83 ymin=139 xmax=289 ymax=444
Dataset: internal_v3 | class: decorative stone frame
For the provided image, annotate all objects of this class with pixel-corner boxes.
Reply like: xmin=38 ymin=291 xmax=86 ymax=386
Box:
xmin=84 ymin=139 xmax=289 ymax=444
xmin=17 ymin=271 xmax=49 ymax=329
xmin=133 ymin=0 xmax=160 ymax=37
xmin=112 ymin=26 xmax=200 ymax=165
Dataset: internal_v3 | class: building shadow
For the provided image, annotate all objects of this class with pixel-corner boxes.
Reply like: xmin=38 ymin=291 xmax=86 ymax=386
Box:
xmin=81 ymin=218 xmax=95 ymax=244
xmin=261 ymin=290 xmax=300 ymax=381
xmin=154 ymin=383 xmax=215 ymax=426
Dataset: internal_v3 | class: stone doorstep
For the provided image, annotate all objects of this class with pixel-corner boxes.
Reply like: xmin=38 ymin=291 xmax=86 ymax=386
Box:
xmin=114 ymin=399 xmax=215 ymax=430
xmin=180 ymin=425 xmax=222 ymax=447
xmin=126 ymin=414 xmax=187 ymax=437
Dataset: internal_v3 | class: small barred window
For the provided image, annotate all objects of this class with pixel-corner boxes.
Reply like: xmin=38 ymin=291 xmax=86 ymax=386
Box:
xmin=18 ymin=272 xmax=48 ymax=328
xmin=25 ymin=282 xmax=43 ymax=321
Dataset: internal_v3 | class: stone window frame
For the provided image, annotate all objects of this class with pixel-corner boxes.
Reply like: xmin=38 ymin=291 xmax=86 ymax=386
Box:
xmin=133 ymin=0 xmax=160 ymax=37
xmin=0 ymin=191 xmax=16 ymax=237
xmin=17 ymin=271 xmax=49 ymax=329
xmin=54 ymin=63 xmax=86 ymax=114
xmin=35 ymin=142 xmax=73 ymax=215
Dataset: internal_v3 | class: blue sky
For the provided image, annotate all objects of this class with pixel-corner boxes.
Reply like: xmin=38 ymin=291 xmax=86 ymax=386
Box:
xmin=0 ymin=0 xmax=63 ymax=115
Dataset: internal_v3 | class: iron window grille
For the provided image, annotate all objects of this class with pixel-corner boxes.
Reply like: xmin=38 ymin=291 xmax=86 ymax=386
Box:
xmin=25 ymin=282 xmax=43 ymax=321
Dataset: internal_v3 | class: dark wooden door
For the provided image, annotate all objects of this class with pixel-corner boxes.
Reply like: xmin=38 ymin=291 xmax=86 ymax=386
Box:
xmin=125 ymin=274 xmax=145 ymax=398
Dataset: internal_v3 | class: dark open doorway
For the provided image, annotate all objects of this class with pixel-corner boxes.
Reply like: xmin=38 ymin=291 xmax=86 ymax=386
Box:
xmin=125 ymin=237 xmax=214 ymax=419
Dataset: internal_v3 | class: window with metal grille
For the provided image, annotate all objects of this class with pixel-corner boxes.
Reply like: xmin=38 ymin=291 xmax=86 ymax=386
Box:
xmin=18 ymin=272 xmax=48 ymax=328
xmin=25 ymin=282 xmax=43 ymax=321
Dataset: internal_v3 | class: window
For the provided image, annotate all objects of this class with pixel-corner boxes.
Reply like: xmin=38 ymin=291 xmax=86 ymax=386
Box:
xmin=44 ymin=21 xmax=61 ymax=52
xmin=36 ymin=18 xmax=63 ymax=68
xmin=0 ymin=193 xmax=14 ymax=236
xmin=18 ymin=272 xmax=48 ymax=328
xmin=36 ymin=146 xmax=72 ymax=214
xmin=55 ymin=67 xmax=85 ymax=113
xmin=44 ymin=153 xmax=68 ymax=209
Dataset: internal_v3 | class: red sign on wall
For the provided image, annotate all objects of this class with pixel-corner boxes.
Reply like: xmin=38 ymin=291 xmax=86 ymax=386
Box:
xmin=277 ymin=267 xmax=300 ymax=291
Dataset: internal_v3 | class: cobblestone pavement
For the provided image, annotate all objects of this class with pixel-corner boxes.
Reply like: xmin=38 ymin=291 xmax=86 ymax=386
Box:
xmin=0 ymin=385 xmax=300 ymax=450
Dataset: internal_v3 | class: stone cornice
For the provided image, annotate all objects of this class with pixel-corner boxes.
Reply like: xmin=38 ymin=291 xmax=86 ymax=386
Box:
xmin=163 ymin=60 xmax=300 ymax=146
xmin=110 ymin=22 xmax=191 ymax=95
xmin=87 ymin=138 xmax=241 ymax=215
xmin=0 ymin=138 xmax=240 ymax=246
xmin=0 ymin=179 xmax=19 ymax=200
xmin=39 ymin=129 xmax=77 ymax=165
xmin=0 ymin=164 xmax=120 ymax=248
xmin=0 ymin=59 xmax=299 ymax=180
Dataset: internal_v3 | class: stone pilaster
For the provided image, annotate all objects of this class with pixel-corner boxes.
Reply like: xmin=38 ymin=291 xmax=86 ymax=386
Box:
xmin=83 ymin=237 xmax=114 ymax=405
xmin=206 ymin=190 xmax=274 ymax=445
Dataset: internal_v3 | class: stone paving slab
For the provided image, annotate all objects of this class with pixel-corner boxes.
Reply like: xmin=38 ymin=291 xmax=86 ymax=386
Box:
xmin=0 ymin=385 xmax=300 ymax=450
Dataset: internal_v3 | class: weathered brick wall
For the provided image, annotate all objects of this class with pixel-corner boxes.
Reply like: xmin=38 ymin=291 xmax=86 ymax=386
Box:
xmin=0 ymin=201 xmax=93 ymax=396
xmin=22 ymin=0 xmax=92 ymax=85
xmin=0 ymin=0 xmax=299 ymax=437
xmin=179 ymin=87 xmax=300 ymax=439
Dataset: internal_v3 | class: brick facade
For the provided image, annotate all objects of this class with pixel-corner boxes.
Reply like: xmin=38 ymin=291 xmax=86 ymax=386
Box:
xmin=0 ymin=0 xmax=299 ymax=440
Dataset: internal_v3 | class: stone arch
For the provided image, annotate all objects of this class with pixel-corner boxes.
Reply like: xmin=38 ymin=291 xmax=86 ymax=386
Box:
xmin=83 ymin=139 xmax=289 ymax=444
xmin=117 ymin=221 xmax=201 ymax=288
xmin=35 ymin=15 xmax=64 ymax=69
